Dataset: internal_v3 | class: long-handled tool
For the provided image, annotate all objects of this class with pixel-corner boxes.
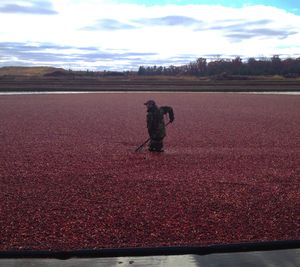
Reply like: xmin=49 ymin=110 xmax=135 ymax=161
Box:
xmin=135 ymin=137 xmax=151 ymax=152
xmin=135 ymin=121 xmax=171 ymax=152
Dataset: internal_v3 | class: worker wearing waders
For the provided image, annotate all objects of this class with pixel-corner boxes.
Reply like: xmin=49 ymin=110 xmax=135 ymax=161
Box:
xmin=144 ymin=100 xmax=174 ymax=152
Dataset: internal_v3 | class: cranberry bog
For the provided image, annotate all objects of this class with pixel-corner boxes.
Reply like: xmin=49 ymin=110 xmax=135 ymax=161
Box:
xmin=0 ymin=92 xmax=299 ymax=252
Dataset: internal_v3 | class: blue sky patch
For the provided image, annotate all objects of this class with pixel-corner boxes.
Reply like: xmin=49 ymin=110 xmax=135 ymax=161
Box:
xmin=114 ymin=0 xmax=299 ymax=14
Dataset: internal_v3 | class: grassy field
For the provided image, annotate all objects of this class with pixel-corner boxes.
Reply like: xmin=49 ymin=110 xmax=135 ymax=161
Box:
xmin=1 ymin=67 xmax=300 ymax=92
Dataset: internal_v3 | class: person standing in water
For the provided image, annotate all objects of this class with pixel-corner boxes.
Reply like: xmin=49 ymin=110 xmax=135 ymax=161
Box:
xmin=144 ymin=100 xmax=174 ymax=152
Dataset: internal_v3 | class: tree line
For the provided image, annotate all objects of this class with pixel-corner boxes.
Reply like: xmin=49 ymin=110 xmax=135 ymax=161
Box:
xmin=137 ymin=56 xmax=300 ymax=77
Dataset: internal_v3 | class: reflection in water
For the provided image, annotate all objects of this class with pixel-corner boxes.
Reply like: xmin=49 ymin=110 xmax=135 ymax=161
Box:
xmin=0 ymin=257 xmax=119 ymax=267
xmin=192 ymin=249 xmax=300 ymax=267
xmin=1 ymin=250 xmax=300 ymax=267
xmin=0 ymin=256 xmax=197 ymax=267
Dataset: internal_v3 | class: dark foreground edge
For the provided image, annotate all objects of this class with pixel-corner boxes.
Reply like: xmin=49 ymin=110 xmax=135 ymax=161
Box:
xmin=1 ymin=240 xmax=299 ymax=260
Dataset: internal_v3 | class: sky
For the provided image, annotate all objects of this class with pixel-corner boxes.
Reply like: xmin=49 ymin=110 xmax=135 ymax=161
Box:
xmin=0 ymin=0 xmax=300 ymax=71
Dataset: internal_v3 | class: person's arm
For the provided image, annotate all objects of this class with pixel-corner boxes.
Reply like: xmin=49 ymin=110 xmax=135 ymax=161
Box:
xmin=161 ymin=106 xmax=174 ymax=123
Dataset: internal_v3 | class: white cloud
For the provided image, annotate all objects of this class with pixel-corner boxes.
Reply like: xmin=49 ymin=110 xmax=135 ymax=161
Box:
xmin=0 ymin=0 xmax=300 ymax=70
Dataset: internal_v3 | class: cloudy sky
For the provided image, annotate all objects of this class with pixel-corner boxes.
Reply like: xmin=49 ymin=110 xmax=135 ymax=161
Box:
xmin=0 ymin=0 xmax=300 ymax=71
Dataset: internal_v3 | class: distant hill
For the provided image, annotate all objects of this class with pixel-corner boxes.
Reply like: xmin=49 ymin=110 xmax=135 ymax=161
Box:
xmin=0 ymin=66 xmax=65 ymax=76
